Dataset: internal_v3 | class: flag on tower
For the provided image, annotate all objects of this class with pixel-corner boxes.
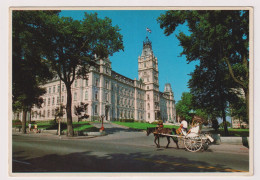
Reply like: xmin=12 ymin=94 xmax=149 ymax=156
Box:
xmin=146 ymin=27 xmax=152 ymax=33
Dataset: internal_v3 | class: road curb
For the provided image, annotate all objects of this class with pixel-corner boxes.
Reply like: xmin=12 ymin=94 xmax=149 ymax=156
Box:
xmin=211 ymin=134 xmax=249 ymax=146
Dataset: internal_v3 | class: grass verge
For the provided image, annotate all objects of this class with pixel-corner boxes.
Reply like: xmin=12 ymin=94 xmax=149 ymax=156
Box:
xmin=112 ymin=121 xmax=179 ymax=130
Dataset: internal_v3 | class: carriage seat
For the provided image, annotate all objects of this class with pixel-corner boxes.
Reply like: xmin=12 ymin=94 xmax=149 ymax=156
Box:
xmin=190 ymin=125 xmax=200 ymax=134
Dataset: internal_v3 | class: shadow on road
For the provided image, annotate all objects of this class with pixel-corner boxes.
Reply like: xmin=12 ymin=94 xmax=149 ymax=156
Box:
xmin=12 ymin=150 xmax=246 ymax=173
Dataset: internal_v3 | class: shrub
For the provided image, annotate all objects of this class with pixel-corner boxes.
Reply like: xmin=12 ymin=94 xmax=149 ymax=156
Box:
xmin=12 ymin=120 xmax=21 ymax=123
xmin=120 ymin=119 xmax=134 ymax=122
xmin=219 ymin=121 xmax=231 ymax=128
xmin=151 ymin=121 xmax=159 ymax=125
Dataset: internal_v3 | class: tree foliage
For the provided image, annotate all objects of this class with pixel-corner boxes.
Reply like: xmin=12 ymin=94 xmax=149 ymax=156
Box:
xmin=176 ymin=92 xmax=193 ymax=123
xmin=74 ymin=103 xmax=89 ymax=122
xmin=176 ymin=92 xmax=208 ymax=124
xmin=12 ymin=11 xmax=59 ymax=133
xmin=40 ymin=12 xmax=124 ymax=136
xmin=158 ymin=10 xmax=249 ymax=135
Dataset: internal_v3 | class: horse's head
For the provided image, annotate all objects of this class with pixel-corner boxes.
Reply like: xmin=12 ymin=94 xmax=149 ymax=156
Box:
xmin=146 ymin=128 xmax=151 ymax=136
xmin=146 ymin=128 xmax=154 ymax=136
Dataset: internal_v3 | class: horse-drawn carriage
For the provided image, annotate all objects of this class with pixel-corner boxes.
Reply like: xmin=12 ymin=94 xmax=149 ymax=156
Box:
xmin=146 ymin=117 xmax=214 ymax=152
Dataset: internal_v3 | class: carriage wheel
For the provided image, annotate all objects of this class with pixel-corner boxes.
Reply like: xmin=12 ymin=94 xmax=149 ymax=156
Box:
xmin=184 ymin=133 xmax=203 ymax=152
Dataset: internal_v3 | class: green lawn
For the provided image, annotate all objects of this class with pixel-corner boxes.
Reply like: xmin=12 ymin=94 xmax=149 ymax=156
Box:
xmin=112 ymin=121 xmax=179 ymax=130
xmin=13 ymin=120 xmax=98 ymax=132
xmin=112 ymin=122 xmax=249 ymax=137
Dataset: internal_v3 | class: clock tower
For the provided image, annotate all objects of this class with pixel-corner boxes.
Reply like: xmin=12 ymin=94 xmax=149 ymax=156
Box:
xmin=138 ymin=36 xmax=160 ymax=122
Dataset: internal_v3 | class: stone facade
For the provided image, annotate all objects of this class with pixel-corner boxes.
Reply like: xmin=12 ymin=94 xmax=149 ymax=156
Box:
xmin=24 ymin=37 xmax=176 ymax=123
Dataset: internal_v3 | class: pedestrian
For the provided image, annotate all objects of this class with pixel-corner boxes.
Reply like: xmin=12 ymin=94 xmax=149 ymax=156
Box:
xmin=28 ymin=123 xmax=32 ymax=132
xmin=34 ymin=124 xmax=39 ymax=133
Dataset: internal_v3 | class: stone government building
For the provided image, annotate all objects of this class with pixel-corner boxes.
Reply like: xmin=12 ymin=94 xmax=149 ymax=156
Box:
xmin=19 ymin=37 xmax=176 ymax=123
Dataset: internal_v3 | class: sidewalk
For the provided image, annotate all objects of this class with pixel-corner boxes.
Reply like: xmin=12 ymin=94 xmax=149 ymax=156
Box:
xmin=210 ymin=143 xmax=249 ymax=155
xmin=12 ymin=129 xmax=97 ymax=140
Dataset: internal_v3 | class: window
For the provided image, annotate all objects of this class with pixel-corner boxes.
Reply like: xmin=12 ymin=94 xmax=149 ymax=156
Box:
xmin=57 ymin=85 xmax=60 ymax=92
xmin=105 ymin=81 xmax=109 ymax=89
xmin=94 ymin=105 xmax=98 ymax=114
xmin=52 ymin=109 xmax=54 ymax=116
xmin=49 ymin=87 xmax=51 ymax=94
xmin=57 ymin=97 xmax=60 ymax=104
xmin=95 ymin=78 xmax=99 ymax=87
xmin=147 ymin=95 xmax=150 ymax=100
xmin=43 ymin=110 xmax=45 ymax=117
xmin=95 ymin=91 xmax=98 ymax=101
xmin=74 ymin=92 xmax=77 ymax=101
xmin=148 ymin=113 xmax=150 ymax=119
xmin=106 ymin=93 xmax=109 ymax=102
xmin=144 ymin=62 xmax=146 ymax=67
xmin=52 ymin=97 xmax=55 ymax=105
xmin=75 ymin=80 xmax=77 ymax=87
xmin=61 ymin=96 xmax=64 ymax=103
xmin=47 ymin=110 xmax=50 ymax=117
xmin=85 ymin=79 xmax=88 ymax=86
xmin=85 ymin=90 xmax=88 ymax=100
xmin=53 ymin=86 xmax=56 ymax=93
xmin=148 ymin=103 xmax=150 ymax=110
xmin=147 ymin=86 xmax=149 ymax=90
xmin=43 ymin=99 xmax=46 ymax=106
xmin=48 ymin=98 xmax=50 ymax=106
xmin=62 ymin=85 xmax=64 ymax=92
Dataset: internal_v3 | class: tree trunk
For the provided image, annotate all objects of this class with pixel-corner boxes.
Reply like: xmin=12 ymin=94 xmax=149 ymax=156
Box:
xmin=21 ymin=109 xmax=27 ymax=134
xmin=222 ymin=108 xmax=229 ymax=136
xmin=244 ymin=88 xmax=249 ymax=123
xmin=66 ymin=84 xmax=74 ymax=136
xmin=29 ymin=109 xmax=31 ymax=124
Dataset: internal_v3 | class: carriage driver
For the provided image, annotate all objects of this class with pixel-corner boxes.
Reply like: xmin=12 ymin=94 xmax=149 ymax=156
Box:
xmin=177 ymin=118 xmax=188 ymax=135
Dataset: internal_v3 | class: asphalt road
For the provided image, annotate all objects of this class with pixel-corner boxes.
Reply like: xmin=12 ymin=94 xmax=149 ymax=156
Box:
xmin=12 ymin=122 xmax=250 ymax=173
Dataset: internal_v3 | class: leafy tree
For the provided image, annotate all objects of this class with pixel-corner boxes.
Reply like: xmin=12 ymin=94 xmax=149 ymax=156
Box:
xmin=176 ymin=92 xmax=208 ymax=124
xmin=74 ymin=103 xmax=89 ymax=122
xmin=158 ymin=10 xmax=249 ymax=135
xmin=41 ymin=12 xmax=124 ymax=136
xmin=219 ymin=121 xmax=231 ymax=128
xmin=176 ymin=92 xmax=193 ymax=123
xmin=229 ymin=95 xmax=247 ymax=123
xmin=12 ymin=11 xmax=58 ymax=133
xmin=212 ymin=119 xmax=220 ymax=131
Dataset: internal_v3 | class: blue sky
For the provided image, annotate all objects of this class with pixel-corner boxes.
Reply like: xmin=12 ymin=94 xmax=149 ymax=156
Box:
xmin=60 ymin=10 xmax=198 ymax=102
